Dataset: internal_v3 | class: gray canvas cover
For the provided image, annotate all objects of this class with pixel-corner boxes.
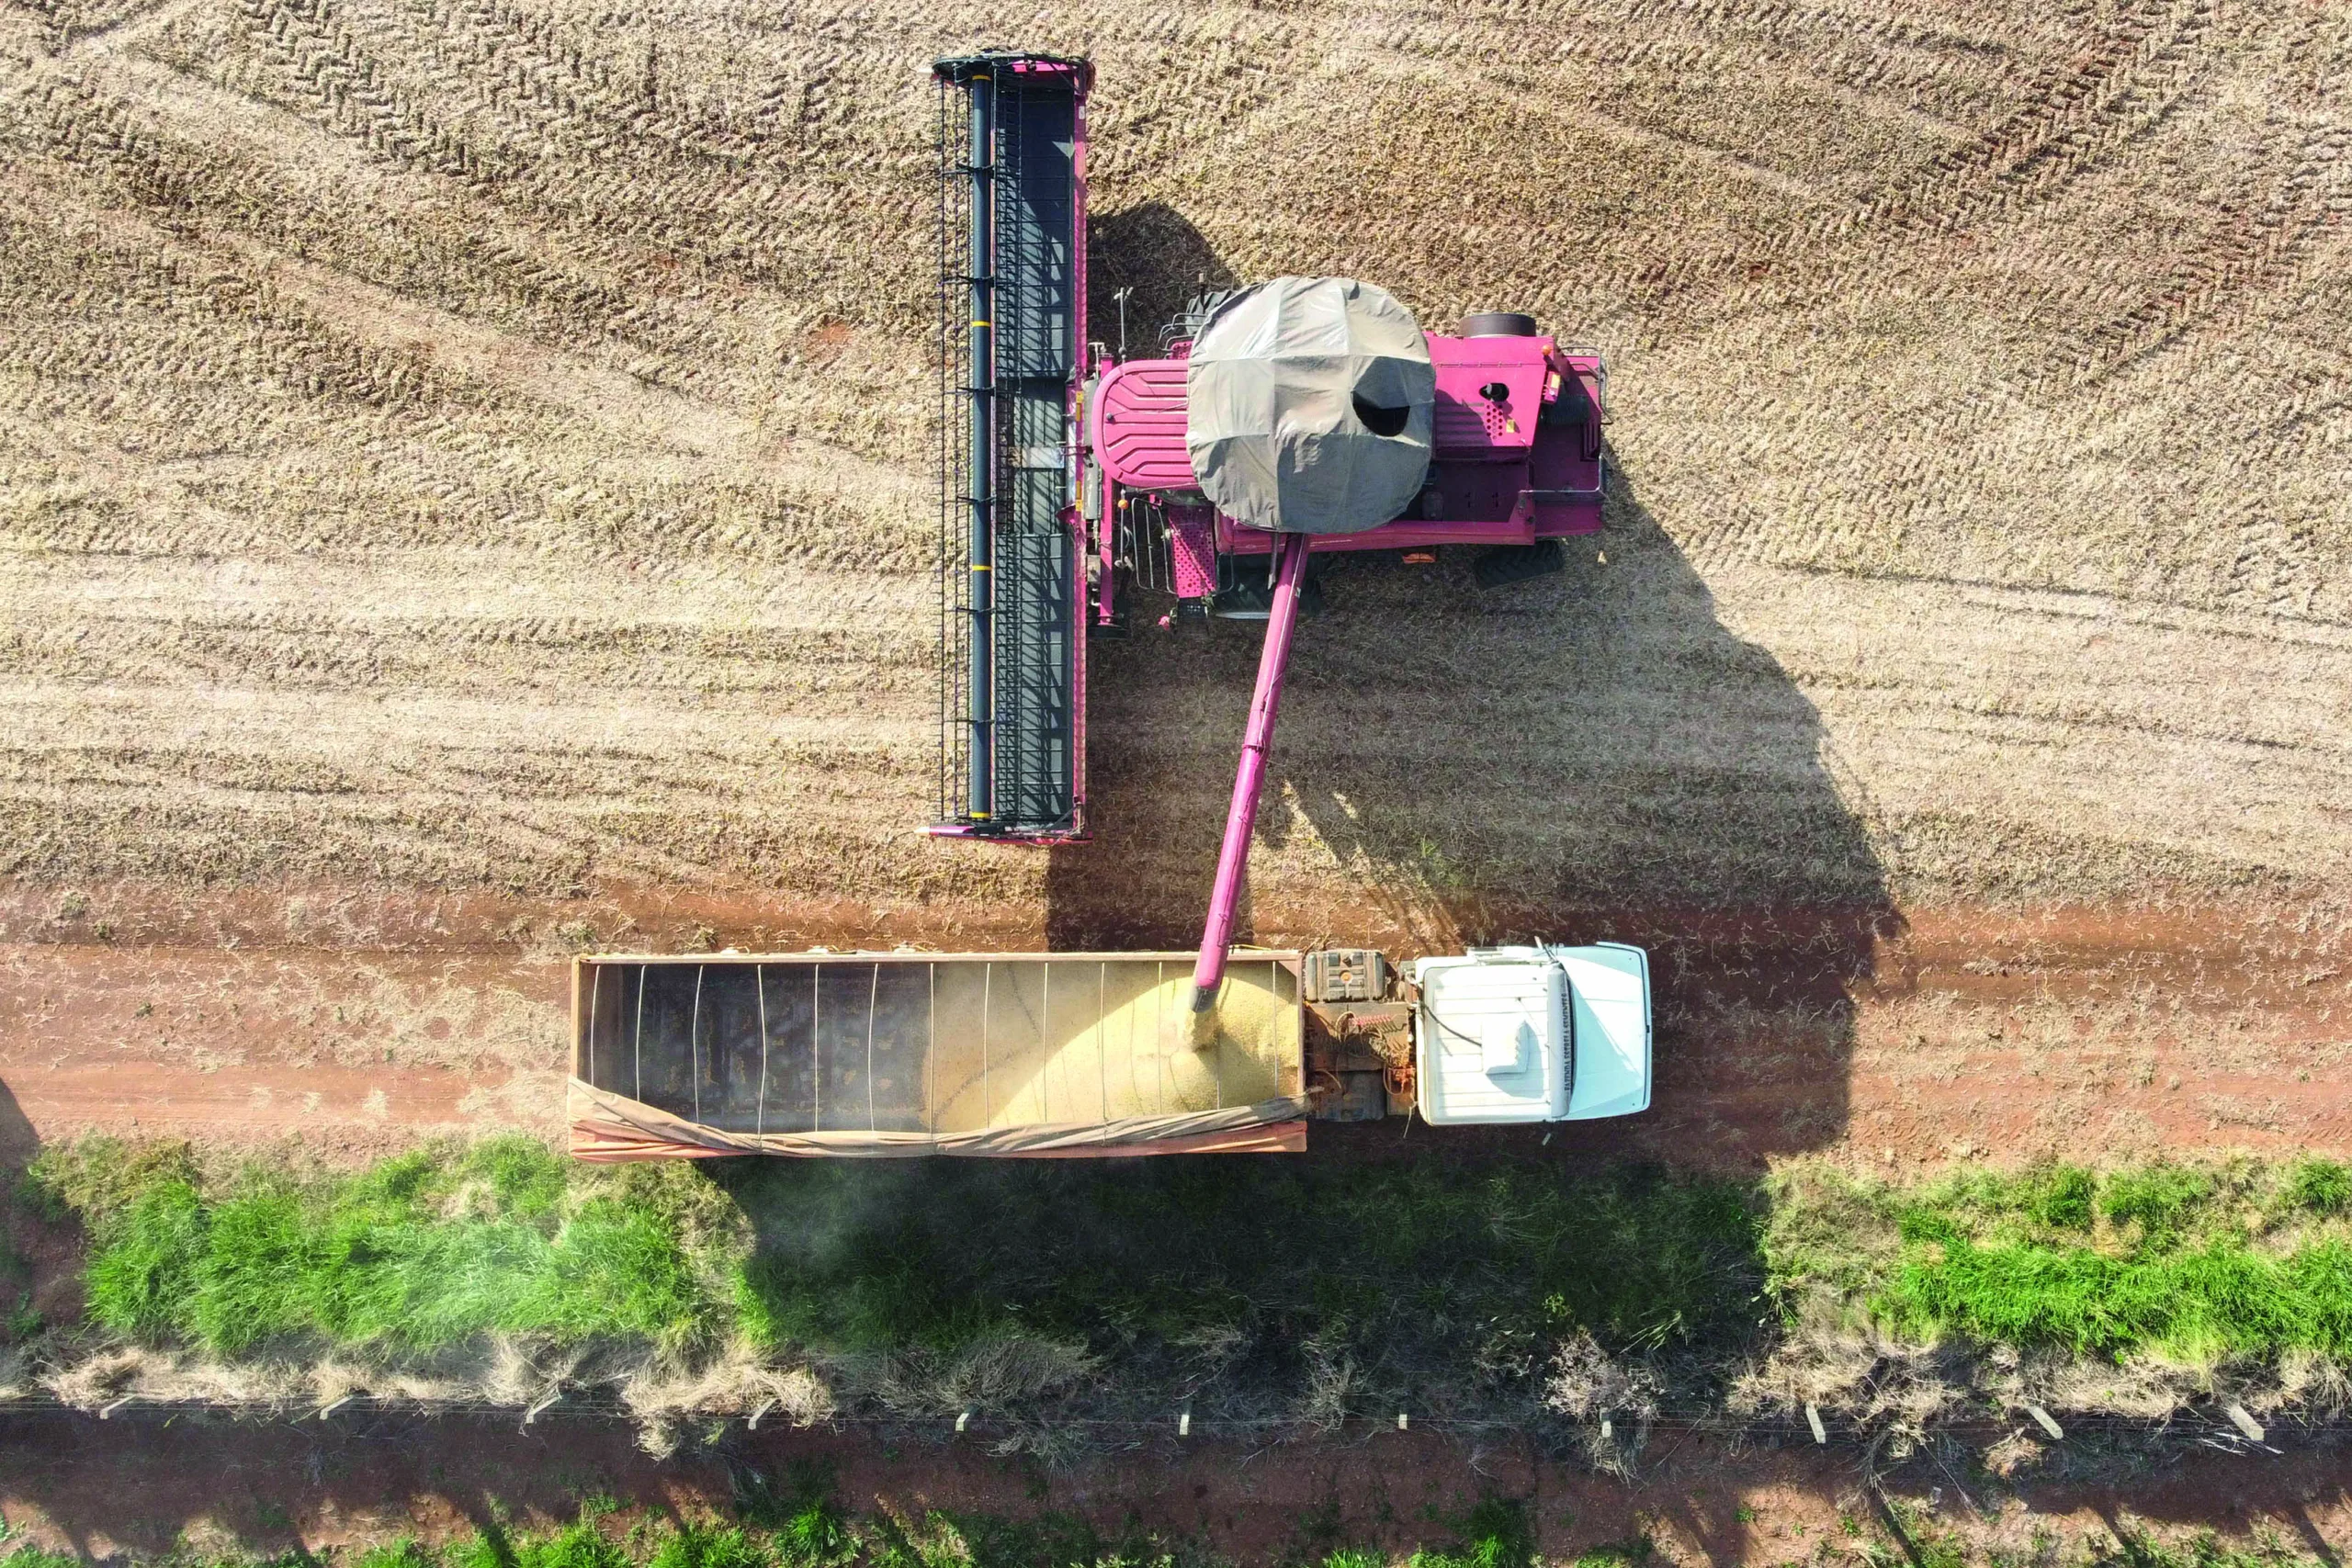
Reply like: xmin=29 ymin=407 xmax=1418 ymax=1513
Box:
xmin=1184 ymin=277 xmax=1436 ymax=534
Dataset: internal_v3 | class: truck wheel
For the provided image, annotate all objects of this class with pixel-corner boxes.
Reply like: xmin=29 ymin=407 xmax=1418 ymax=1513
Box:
xmin=1459 ymin=311 xmax=1539 ymax=338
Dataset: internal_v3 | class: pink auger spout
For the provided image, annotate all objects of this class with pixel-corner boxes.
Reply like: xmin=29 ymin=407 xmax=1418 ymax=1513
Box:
xmin=1191 ymin=531 xmax=1311 ymax=1011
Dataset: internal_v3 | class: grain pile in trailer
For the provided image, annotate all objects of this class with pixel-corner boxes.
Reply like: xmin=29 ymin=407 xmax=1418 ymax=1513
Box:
xmin=570 ymin=952 xmax=1307 ymax=1158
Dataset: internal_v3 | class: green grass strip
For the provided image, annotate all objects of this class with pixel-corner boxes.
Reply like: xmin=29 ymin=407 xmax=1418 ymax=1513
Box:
xmin=1768 ymin=1156 xmax=2352 ymax=1364
xmin=58 ymin=1139 xmax=718 ymax=1355
xmin=719 ymin=1156 xmax=1762 ymax=1359
xmin=25 ymin=1139 xmax=2352 ymax=1374
xmin=1881 ymin=1237 xmax=2352 ymax=1360
xmin=33 ymin=1138 xmax=1764 ymax=1368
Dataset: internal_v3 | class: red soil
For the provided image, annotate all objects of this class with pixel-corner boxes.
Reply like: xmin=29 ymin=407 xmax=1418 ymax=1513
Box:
xmin=6 ymin=883 xmax=2346 ymax=1171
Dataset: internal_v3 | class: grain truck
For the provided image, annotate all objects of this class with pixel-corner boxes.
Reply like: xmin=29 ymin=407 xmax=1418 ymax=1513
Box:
xmin=570 ymin=944 xmax=1647 ymax=1158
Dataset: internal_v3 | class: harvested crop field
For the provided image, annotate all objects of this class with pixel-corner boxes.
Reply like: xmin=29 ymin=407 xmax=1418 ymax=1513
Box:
xmin=6 ymin=0 xmax=2352 ymax=1170
xmin=5 ymin=0 xmax=2352 ymax=1551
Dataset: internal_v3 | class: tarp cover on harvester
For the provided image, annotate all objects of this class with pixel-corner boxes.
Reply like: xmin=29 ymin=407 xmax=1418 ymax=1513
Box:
xmin=1184 ymin=276 xmax=1436 ymax=534
xmin=570 ymin=953 xmax=1307 ymax=1160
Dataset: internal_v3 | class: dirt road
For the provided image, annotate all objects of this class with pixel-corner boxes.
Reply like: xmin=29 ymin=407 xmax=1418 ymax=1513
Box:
xmin=7 ymin=885 xmax=2348 ymax=1170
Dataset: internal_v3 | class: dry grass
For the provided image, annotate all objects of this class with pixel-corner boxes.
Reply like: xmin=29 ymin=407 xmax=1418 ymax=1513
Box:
xmin=36 ymin=1332 xmax=837 ymax=1459
xmin=1543 ymin=1330 xmax=1665 ymax=1477
xmin=0 ymin=0 xmax=2344 ymax=934
xmin=1728 ymin=1303 xmax=1976 ymax=1459
xmin=620 ymin=1339 xmax=835 ymax=1459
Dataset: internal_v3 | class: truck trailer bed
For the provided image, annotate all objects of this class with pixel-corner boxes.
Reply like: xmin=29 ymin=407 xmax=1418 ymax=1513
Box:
xmin=571 ymin=952 xmax=1305 ymax=1159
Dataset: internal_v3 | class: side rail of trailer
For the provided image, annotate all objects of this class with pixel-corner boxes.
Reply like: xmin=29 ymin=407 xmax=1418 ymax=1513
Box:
xmin=570 ymin=952 xmax=1306 ymax=1159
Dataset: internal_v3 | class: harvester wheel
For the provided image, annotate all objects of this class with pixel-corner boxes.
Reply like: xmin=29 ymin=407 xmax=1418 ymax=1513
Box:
xmin=1459 ymin=311 xmax=1539 ymax=337
xmin=1212 ymin=573 xmax=1327 ymax=621
xmin=1211 ymin=555 xmax=1328 ymax=620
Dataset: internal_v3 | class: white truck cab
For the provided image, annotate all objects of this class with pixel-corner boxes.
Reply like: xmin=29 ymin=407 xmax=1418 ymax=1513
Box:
xmin=1409 ymin=943 xmax=1652 ymax=1124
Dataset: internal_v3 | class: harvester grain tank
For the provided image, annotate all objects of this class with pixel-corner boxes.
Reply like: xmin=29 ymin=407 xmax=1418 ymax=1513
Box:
xmin=564 ymin=50 xmax=1648 ymax=1159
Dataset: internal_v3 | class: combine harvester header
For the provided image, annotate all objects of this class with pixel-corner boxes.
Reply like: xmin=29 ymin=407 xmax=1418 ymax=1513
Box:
xmin=931 ymin=51 xmax=1092 ymax=840
xmin=567 ymin=50 xmax=1646 ymax=1160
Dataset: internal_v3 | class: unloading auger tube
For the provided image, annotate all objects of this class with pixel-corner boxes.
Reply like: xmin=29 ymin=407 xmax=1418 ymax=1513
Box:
xmin=1190 ymin=529 xmax=1310 ymax=1011
xmin=1182 ymin=277 xmax=1438 ymax=1017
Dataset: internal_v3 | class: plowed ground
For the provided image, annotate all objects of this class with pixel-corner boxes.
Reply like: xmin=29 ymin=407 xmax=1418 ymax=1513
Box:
xmin=3 ymin=0 xmax=2350 ymax=1169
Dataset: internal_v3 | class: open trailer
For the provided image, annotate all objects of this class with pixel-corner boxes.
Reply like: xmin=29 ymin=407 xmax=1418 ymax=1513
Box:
xmin=571 ymin=952 xmax=1308 ymax=1158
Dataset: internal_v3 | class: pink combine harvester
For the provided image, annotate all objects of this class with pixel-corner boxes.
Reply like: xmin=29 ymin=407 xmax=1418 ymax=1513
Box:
xmin=1088 ymin=285 xmax=1607 ymax=1011
xmin=566 ymin=51 xmax=1648 ymax=1160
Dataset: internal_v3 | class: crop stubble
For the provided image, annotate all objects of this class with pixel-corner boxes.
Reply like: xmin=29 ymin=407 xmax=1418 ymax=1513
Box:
xmin=1 ymin=0 xmax=2348 ymax=1159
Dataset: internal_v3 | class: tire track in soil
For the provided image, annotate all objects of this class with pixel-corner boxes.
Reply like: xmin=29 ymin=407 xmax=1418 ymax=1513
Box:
xmin=0 ymin=114 xmax=924 ymax=527
xmin=6 ymin=1 xmax=920 ymax=466
xmin=1635 ymin=0 xmax=2345 ymax=461
xmin=1661 ymin=71 xmax=2351 ymax=597
xmin=1629 ymin=0 xmax=2225 ymax=314
xmin=192 ymin=0 xmax=936 ymax=352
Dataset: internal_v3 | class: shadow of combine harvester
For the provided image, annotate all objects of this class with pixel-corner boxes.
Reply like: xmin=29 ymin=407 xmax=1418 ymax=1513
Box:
xmin=1087 ymin=200 xmax=1241 ymax=359
xmin=1046 ymin=443 xmax=1900 ymax=1166
xmin=0 ymin=1076 xmax=35 ymax=1168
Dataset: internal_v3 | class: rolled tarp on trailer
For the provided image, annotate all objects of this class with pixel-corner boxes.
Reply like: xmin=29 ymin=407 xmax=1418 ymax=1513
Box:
xmin=569 ymin=952 xmax=1306 ymax=1160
